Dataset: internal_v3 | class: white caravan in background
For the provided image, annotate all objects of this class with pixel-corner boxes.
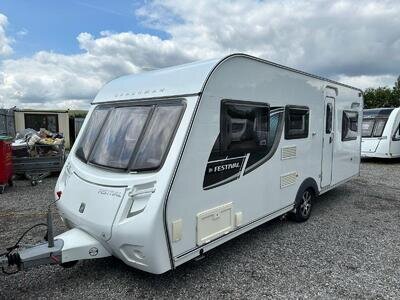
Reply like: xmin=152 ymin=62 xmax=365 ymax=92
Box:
xmin=1 ymin=54 xmax=363 ymax=274
xmin=361 ymin=107 xmax=400 ymax=158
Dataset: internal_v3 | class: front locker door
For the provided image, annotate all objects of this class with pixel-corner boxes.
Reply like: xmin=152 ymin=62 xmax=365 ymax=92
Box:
xmin=321 ymin=96 xmax=335 ymax=187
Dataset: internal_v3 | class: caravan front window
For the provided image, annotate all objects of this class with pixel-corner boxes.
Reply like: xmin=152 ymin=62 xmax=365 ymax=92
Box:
xmin=75 ymin=101 xmax=185 ymax=172
xmin=90 ymin=106 xmax=152 ymax=169
xmin=362 ymin=108 xmax=393 ymax=138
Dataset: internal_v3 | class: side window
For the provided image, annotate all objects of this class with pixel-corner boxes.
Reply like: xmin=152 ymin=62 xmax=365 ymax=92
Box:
xmin=342 ymin=110 xmax=359 ymax=141
xmin=220 ymin=100 xmax=269 ymax=154
xmin=393 ymin=124 xmax=400 ymax=141
xmin=285 ymin=106 xmax=309 ymax=139
xmin=204 ymin=101 xmax=282 ymax=190
xmin=326 ymin=103 xmax=333 ymax=134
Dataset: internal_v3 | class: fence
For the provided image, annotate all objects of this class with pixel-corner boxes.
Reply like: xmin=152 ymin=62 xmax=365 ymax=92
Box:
xmin=0 ymin=109 xmax=15 ymax=137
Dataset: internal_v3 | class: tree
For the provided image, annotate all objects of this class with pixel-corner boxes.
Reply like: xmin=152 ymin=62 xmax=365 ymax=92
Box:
xmin=363 ymin=76 xmax=400 ymax=108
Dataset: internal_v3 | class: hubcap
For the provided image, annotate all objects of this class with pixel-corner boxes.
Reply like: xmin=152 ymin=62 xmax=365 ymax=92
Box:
xmin=300 ymin=190 xmax=312 ymax=217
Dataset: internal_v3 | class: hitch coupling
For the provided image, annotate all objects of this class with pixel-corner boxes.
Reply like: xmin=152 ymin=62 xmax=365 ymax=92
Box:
xmin=0 ymin=240 xmax=63 ymax=271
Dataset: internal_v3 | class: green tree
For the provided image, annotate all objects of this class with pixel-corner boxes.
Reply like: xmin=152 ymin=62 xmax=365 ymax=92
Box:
xmin=363 ymin=76 xmax=400 ymax=108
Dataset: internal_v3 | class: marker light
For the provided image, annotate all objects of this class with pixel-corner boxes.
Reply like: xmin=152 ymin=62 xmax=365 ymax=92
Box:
xmin=56 ymin=191 xmax=62 ymax=199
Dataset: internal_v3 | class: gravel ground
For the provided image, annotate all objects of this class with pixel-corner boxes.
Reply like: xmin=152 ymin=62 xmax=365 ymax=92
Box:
xmin=1 ymin=160 xmax=400 ymax=299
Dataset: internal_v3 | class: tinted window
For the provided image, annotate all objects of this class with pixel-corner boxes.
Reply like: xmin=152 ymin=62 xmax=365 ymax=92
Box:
xmin=204 ymin=104 xmax=283 ymax=189
xmin=76 ymin=101 xmax=185 ymax=172
xmin=373 ymin=119 xmax=387 ymax=137
xmin=363 ymin=108 xmax=393 ymax=118
xmin=132 ymin=105 xmax=184 ymax=170
xmin=90 ymin=106 xmax=152 ymax=169
xmin=76 ymin=107 xmax=110 ymax=162
xmin=362 ymin=119 xmax=375 ymax=137
xmin=244 ymin=109 xmax=284 ymax=173
xmin=285 ymin=106 xmax=309 ymax=139
xmin=220 ymin=101 xmax=269 ymax=154
xmin=25 ymin=114 xmax=59 ymax=132
xmin=326 ymin=103 xmax=332 ymax=134
xmin=393 ymin=125 xmax=400 ymax=141
xmin=342 ymin=110 xmax=358 ymax=141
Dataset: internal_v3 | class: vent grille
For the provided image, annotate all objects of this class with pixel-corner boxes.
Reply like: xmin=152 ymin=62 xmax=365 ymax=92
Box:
xmin=280 ymin=172 xmax=298 ymax=188
xmin=281 ymin=146 xmax=297 ymax=160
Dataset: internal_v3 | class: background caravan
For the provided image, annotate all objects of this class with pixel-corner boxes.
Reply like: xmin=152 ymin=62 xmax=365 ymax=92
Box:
xmin=361 ymin=107 xmax=400 ymax=158
xmin=0 ymin=54 xmax=363 ymax=275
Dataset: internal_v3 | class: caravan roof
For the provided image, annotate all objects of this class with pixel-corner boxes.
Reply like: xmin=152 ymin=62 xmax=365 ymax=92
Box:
xmin=93 ymin=53 xmax=361 ymax=104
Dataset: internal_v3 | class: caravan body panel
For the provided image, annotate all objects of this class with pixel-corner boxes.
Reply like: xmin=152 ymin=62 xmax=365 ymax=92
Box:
xmin=165 ymin=55 xmax=362 ymax=263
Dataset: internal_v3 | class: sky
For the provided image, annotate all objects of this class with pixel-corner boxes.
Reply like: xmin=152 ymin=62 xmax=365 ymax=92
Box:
xmin=0 ymin=0 xmax=399 ymax=109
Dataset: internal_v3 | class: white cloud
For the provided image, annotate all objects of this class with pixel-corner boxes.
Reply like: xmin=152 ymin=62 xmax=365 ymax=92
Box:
xmin=0 ymin=31 xmax=194 ymax=108
xmin=0 ymin=13 xmax=13 ymax=56
xmin=336 ymin=74 xmax=398 ymax=90
xmin=1 ymin=0 xmax=400 ymax=109
xmin=16 ymin=28 xmax=28 ymax=37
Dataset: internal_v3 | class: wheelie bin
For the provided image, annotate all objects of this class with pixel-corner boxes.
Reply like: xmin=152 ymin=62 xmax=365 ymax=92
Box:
xmin=0 ymin=135 xmax=13 ymax=193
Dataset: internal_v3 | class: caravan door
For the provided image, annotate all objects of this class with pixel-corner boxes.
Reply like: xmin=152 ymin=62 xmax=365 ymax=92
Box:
xmin=321 ymin=96 xmax=335 ymax=187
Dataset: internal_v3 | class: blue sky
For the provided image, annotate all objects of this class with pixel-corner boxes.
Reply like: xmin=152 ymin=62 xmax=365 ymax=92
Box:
xmin=0 ymin=0 xmax=399 ymax=109
xmin=0 ymin=0 xmax=167 ymax=58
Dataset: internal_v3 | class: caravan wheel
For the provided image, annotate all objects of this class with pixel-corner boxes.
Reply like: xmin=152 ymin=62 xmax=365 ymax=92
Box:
xmin=292 ymin=188 xmax=314 ymax=222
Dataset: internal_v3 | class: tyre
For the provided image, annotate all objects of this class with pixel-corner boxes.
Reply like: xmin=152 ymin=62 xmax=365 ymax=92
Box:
xmin=292 ymin=188 xmax=314 ymax=222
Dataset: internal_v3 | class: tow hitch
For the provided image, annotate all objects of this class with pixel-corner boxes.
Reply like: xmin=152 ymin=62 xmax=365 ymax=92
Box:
xmin=0 ymin=240 xmax=64 ymax=272
xmin=1 ymin=206 xmax=110 ymax=274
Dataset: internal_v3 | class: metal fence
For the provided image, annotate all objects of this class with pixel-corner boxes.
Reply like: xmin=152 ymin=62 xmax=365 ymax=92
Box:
xmin=74 ymin=117 xmax=85 ymax=139
xmin=0 ymin=108 xmax=15 ymax=137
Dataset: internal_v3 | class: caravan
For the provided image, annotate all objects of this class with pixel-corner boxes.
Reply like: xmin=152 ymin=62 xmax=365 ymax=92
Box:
xmin=361 ymin=107 xmax=400 ymax=158
xmin=1 ymin=54 xmax=363 ymax=274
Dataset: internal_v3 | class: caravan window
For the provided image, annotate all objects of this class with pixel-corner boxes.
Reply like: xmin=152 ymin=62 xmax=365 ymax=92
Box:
xmin=76 ymin=101 xmax=185 ymax=171
xmin=342 ymin=110 xmax=358 ymax=141
xmin=220 ymin=100 xmax=269 ymax=154
xmin=393 ymin=125 xmax=400 ymax=141
xmin=285 ymin=106 xmax=309 ymax=139
xmin=362 ymin=108 xmax=393 ymax=138
xmin=362 ymin=119 xmax=375 ymax=137
xmin=76 ymin=107 xmax=110 ymax=162
xmin=372 ymin=119 xmax=387 ymax=137
xmin=132 ymin=105 xmax=185 ymax=170
xmin=204 ymin=103 xmax=281 ymax=189
xmin=90 ymin=106 xmax=152 ymax=169
xmin=326 ymin=103 xmax=333 ymax=134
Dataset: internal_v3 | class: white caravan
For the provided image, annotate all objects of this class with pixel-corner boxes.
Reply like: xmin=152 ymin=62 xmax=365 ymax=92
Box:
xmin=1 ymin=54 xmax=363 ymax=274
xmin=361 ymin=107 xmax=400 ymax=158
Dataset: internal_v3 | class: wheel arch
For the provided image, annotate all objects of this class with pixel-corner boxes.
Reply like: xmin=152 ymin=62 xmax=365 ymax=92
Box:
xmin=294 ymin=177 xmax=319 ymax=206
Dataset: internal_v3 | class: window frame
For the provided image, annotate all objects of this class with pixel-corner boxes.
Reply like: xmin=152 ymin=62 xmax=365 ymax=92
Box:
xmin=284 ymin=105 xmax=310 ymax=140
xmin=219 ymin=99 xmax=270 ymax=156
xmin=75 ymin=99 xmax=186 ymax=173
xmin=24 ymin=113 xmax=59 ymax=132
xmin=341 ymin=110 xmax=359 ymax=142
